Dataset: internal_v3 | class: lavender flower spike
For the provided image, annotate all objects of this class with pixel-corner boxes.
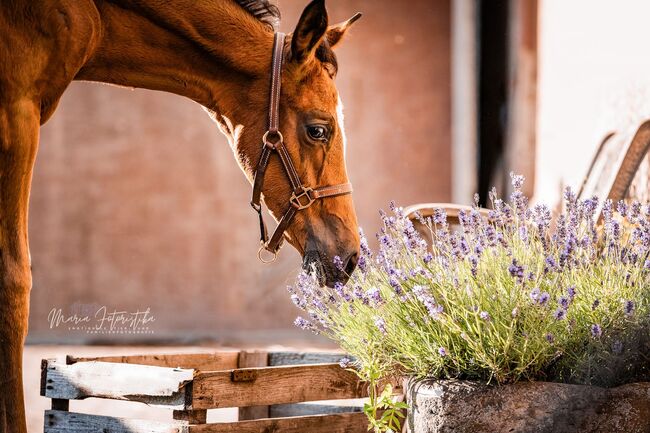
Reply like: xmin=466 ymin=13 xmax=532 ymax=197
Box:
xmin=375 ymin=317 xmax=387 ymax=335
xmin=590 ymin=324 xmax=602 ymax=338
xmin=624 ymin=300 xmax=635 ymax=316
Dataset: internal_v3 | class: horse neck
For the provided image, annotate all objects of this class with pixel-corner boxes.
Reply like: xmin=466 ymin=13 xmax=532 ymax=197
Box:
xmin=78 ymin=0 xmax=274 ymax=113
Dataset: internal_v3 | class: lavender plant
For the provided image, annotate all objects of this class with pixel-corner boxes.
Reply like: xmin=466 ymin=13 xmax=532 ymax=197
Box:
xmin=289 ymin=174 xmax=650 ymax=432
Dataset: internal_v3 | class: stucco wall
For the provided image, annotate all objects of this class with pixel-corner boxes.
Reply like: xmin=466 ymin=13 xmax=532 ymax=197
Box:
xmin=536 ymin=0 xmax=650 ymax=205
xmin=27 ymin=0 xmax=451 ymax=344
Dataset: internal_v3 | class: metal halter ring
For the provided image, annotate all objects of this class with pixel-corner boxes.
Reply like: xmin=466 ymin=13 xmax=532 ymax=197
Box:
xmin=262 ymin=130 xmax=284 ymax=148
xmin=290 ymin=186 xmax=315 ymax=210
xmin=257 ymin=245 xmax=278 ymax=263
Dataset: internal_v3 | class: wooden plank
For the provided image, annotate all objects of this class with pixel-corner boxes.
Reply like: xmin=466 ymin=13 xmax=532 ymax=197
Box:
xmin=191 ymin=363 xmax=367 ymax=409
xmin=42 ymin=359 xmax=193 ymax=407
xmin=173 ymin=410 xmax=207 ymax=424
xmin=66 ymin=352 xmax=240 ymax=371
xmin=269 ymin=402 xmax=363 ymax=418
xmin=189 ymin=412 xmax=370 ymax=433
xmin=44 ymin=410 xmax=187 ymax=433
xmin=268 ymin=352 xmax=348 ymax=366
xmin=237 ymin=351 xmax=269 ymax=420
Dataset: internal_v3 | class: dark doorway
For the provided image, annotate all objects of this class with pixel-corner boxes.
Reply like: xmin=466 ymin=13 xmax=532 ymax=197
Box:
xmin=477 ymin=0 xmax=510 ymax=203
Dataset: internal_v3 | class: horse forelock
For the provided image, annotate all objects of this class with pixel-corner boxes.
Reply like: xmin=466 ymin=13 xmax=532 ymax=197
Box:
xmin=315 ymin=41 xmax=338 ymax=75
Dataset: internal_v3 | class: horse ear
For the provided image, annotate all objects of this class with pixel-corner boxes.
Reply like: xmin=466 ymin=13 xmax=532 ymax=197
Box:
xmin=291 ymin=0 xmax=328 ymax=63
xmin=326 ymin=13 xmax=362 ymax=48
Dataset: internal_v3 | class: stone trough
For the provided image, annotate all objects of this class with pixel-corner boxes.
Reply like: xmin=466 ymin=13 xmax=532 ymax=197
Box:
xmin=405 ymin=379 xmax=650 ymax=433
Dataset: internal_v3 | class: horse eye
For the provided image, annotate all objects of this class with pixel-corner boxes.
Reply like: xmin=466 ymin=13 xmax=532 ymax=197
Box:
xmin=306 ymin=125 xmax=329 ymax=142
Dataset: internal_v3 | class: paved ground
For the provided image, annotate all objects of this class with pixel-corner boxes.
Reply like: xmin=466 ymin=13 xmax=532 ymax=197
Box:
xmin=25 ymin=344 xmax=327 ymax=432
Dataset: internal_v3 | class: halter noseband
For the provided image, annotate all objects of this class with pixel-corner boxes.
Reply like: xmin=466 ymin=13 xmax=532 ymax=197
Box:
xmin=250 ymin=32 xmax=353 ymax=263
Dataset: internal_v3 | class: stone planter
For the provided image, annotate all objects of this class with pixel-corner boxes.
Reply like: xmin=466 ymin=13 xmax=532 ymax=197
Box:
xmin=405 ymin=378 xmax=650 ymax=433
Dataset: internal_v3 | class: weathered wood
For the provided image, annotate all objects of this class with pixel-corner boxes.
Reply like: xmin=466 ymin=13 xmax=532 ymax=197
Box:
xmin=269 ymin=402 xmax=363 ymax=418
xmin=607 ymin=121 xmax=650 ymax=202
xmin=66 ymin=352 xmax=240 ymax=371
xmin=44 ymin=410 xmax=188 ymax=433
xmin=191 ymin=363 xmax=367 ymax=409
xmin=189 ymin=412 xmax=370 ymax=433
xmin=268 ymin=352 xmax=348 ymax=366
xmin=577 ymin=121 xmax=650 ymax=219
xmin=404 ymin=202 xmax=491 ymax=225
xmin=237 ymin=351 xmax=269 ymax=420
xmin=41 ymin=359 xmax=193 ymax=407
xmin=173 ymin=410 xmax=207 ymax=424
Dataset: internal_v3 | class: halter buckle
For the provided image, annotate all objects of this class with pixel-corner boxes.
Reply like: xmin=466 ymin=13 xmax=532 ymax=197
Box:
xmin=290 ymin=186 xmax=315 ymax=210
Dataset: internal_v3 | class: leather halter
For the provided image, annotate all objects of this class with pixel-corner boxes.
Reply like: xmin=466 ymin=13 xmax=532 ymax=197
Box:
xmin=251 ymin=32 xmax=353 ymax=262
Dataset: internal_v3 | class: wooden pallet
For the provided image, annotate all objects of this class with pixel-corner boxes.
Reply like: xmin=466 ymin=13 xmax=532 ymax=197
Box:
xmin=41 ymin=350 xmax=383 ymax=433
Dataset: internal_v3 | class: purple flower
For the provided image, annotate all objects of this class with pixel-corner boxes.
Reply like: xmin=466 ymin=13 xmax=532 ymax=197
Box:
xmin=290 ymin=294 xmax=306 ymax=310
xmin=592 ymin=299 xmax=600 ymax=310
xmin=479 ymin=311 xmax=491 ymax=321
xmin=339 ymin=357 xmax=353 ymax=368
xmin=539 ymin=292 xmax=550 ymax=305
xmin=375 ymin=317 xmax=387 ymax=335
xmin=294 ymin=316 xmax=312 ymax=330
xmin=423 ymin=252 xmax=433 ymax=264
xmin=333 ymin=255 xmax=344 ymax=271
xmin=508 ymin=259 xmax=525 ymax=280
xmin=567 ymin=286 xmax=576 ymax=301
xmin=558 ymin=296 xmax=570 ymax=310
xmin=389 ymin=276 xmax=403 ymax=295
xmin=612 ymin=340 xmax=623 ymax=354
xmin=545 ymin=333 xmax=555 ymax=343
xmin=438 ymin=347 xmax=447 ymax=357
xmin=510 ymin=172 xmax=525 ymax=190
xmin=433 ymin=208 xmax=447 ymax=225
xmin=624 ymin=300 xmax=635 ymax=316
xmin=590 ymin=324 xmax=602 ymax=338
xmin=366 ymin=287 xmax=383 ymax=305
xmin=357 ymin=255 xmax=367 ymax=273
xmin=553 ymin=308 xmax=566 ymax=321
xmin=544 ymin=256 xmax=557 ymax=274
xmin=530 ymin=287 xmax=540 ymax=302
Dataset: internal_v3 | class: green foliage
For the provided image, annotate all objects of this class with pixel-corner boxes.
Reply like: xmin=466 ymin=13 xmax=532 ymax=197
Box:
xmin=290 ymin=176 xmax=650 ymax=431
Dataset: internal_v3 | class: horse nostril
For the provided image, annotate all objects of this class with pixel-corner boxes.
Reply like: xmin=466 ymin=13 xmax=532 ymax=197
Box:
xmin=344 ymin=251 xmax=359 ymax=276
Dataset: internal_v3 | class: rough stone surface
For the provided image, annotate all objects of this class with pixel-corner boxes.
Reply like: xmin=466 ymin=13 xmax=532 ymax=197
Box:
xmin=405 ymin=379 xmax=650 ymax=433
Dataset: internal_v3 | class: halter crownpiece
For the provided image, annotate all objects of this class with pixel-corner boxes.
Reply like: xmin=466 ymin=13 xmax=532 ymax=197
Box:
xmin=250 ymin=32 xmax=353 ymax=263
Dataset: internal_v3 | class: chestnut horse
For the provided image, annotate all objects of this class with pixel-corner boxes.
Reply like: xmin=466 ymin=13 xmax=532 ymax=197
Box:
xmin=0 ymin=0 xmax=360 ymax=430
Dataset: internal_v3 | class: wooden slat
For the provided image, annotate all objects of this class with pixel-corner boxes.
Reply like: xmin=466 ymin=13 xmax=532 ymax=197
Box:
xmin=269 ymin=402 xmax=363 ymax=418
xmin=41 ymin=359 xmax=193 ymax=407
xmin=191 ymin=363 xmax=367 ymax=409
xmin=66 ymin=352 xmax=240 ymax=371
xmin=268 ymin=352 xmax=347 ymax=366
xmin=237 ymin=351 xmax=270 ymax=420
xmin=44 ymin=410 xmax=188 ymax=433
xmin=189 ymin=412 xmax=370 ymax=433
xmin=173 ymin=410 xmax=207 ymax=425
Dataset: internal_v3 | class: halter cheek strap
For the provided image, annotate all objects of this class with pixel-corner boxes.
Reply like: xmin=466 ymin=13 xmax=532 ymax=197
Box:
xmin=250 ymin=32 xmax=353 ymax=262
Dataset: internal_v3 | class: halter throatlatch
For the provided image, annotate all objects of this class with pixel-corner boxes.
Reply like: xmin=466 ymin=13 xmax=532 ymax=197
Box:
xmin=250 ymin=32 xmax=353 ymax=262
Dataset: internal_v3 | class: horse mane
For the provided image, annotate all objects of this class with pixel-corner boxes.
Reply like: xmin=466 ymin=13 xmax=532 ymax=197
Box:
xmin=233 ymin=0 xmax=281 ymax=30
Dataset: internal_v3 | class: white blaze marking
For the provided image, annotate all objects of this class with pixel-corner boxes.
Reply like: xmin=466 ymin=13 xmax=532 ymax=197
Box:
xmin=336 ymin=94 xmax=348 ymax=156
